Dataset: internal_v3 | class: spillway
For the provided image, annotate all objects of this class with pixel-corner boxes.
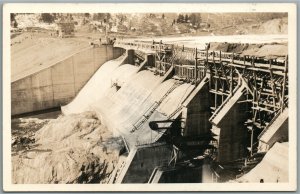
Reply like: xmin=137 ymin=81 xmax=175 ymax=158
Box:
xmin=62 ymin=55 xmax=195 ymax=148
xmin=95 ymin=77 xmax=194 ymax=147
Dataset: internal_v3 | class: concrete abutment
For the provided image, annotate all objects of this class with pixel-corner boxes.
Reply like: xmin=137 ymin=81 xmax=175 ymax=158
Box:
xmin=11 ymin=45 xmax=124 ymax=116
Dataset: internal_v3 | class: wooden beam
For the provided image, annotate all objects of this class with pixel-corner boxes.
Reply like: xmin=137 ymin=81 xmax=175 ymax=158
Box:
xmin=281 ymin=55 xmax=288 ymax=112
xmin=195 ymin=48 xmax=198 ymax=83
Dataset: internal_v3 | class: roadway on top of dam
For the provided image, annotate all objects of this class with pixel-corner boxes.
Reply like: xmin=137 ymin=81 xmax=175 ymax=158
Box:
xmin=11 ymin=33 xmax=94 ymax=82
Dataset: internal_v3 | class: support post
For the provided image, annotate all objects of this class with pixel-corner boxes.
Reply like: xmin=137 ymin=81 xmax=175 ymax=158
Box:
xmin=195 ymin=48 xmax=198 ymax=84
xmin=159 ymin=41 xmax=162 ymax=75
xmin=281 ymin=55 xmax=288 ymax=112
xmin=250 ymin=128 xmax=253 ymax=156
xmin=230 ymin=66 xmax=233 ymax=95
xmin=215 ymin=76 xmax=218 ymax=110
xmin=127 ymin=49 xmax=135 ymax=65
xmin=147 ymin=54 xmax=155 ymax=67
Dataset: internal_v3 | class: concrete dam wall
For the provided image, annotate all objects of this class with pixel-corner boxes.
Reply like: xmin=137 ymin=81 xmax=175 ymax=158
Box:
xmin=11 ymin=39 xmax=289 ymax=183
xmin=11 ymin=45 xmax=124 ymax=116
xmin=58 ymin=51 xmax=213 ymax=183
xmin=62 ymin=54 xmax=206 ymax=148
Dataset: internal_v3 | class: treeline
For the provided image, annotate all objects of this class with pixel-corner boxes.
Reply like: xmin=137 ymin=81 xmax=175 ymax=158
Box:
xmin=40 ymin=13 xmax=75 ymax=24
xmin=91 ymin=13 xmax=111 ymax=23
xmin=176 ymin=13 xmax=202 ymax=27
xmin=11 ymin=13 xmax=111 ymax=25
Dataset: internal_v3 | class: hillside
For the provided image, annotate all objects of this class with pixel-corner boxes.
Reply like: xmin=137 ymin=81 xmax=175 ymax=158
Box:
xmin=11 ymin=13 xmax=288 ymax=37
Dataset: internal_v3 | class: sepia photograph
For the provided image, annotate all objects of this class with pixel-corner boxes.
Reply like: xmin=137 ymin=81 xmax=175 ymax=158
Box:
xmin=2 ymin=3 xmax=297 ymax=192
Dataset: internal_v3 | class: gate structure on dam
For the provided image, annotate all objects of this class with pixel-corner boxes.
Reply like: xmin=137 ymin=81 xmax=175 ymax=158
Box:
xmin=113 ymin=40 xmax=288 ymax=182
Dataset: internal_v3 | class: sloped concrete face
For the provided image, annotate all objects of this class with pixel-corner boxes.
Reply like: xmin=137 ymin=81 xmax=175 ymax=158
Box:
xmin=184 ymin=81 xmax=211 ymax=136
xmin=61 ymin=51 xmax=195 ymax=148
xmin=218 ymin=104 xmax=247 ymax=162
xmin=95 ymin=73 xmax=194 ymax=148
xmin=212 ymin=86 xmax=249 ymax=163
xmin=11 ymin=45 xmax=123 ymax=115
xmin=217 ymin=101 xmax=248 ymax=162
xmin=258 ymin=108 xmax=288 ymax=152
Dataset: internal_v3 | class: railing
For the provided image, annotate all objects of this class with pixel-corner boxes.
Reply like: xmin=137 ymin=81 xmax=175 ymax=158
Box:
xmin=114 ymin=40 xmax=173 ymax=53
xmin=174 ymin=64 xmax=206 ymax=81
xmin=122 ymin=136 xmax=130 ymax=153
xmin=167 ymin=105 xmax=184 ymax=120
xmin=135 ymin=140 xmax=166 ymax=147
xmin=130 ymin=81 xmax=181 ymax=133
xmin=135 ymin=50 xmax=145 ymax=60
xmin=114 ymin=40 xmax=287 ymax=72
xmin=130 ymin=102 xmax=159 ymax=133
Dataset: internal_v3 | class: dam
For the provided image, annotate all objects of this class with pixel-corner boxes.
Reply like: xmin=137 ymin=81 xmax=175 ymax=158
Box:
xmin=11 ymin=37 xmax=289 ymax=183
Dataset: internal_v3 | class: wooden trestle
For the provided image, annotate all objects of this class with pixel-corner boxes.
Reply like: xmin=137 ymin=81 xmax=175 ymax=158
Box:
xmin=114 ymin=40 xmax=288 ymax=156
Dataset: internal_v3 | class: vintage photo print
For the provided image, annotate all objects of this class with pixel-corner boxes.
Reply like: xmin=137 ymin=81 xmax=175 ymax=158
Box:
xmin=2 ymin=3 xmax=297 ymax=191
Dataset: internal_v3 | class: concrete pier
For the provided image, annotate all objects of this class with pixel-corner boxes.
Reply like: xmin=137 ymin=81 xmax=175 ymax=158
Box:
xmin=210 ymin=84 xmax=248 ymax=162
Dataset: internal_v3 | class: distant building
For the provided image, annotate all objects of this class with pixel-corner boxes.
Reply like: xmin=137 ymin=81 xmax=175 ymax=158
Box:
xmin=56 ymin=20 xmax=75 ymax=38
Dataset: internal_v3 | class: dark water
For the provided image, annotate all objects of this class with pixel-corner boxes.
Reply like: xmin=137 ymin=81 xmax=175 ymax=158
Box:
xmin=11 ymin=110 xmax=62 ymax=153
xmin=11 ymin=110 xmax=62 ymax=130
xmin=21 ymin=110 xmax=62 ymax=119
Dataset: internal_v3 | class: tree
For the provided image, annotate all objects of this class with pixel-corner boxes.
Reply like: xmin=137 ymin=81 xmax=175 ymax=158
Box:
xmin=13 ymin=21 xmax=18 ymax=28
xmin=116 ymin=14 xmax=126 ymax=23
xmin=40 ymin=13 xmax=55 ymax=24
xmin=93 ymin=13 xmax=111 ymax=22
xmin=177 ymin=14 xmax=184 ymax=23
xmin=190 ymin=13 xmax=201 ymax=27
xmin=10 ymin=13 xmax=16 ymax=22
xmin=185 ymin=14 xmax=189 ymax=22
xmin=52 ymin=13 xmax=57 ymax=20
xmin=84 ymin=13 xmax=90 ymax=18
xmin=93 ymin=13 xmax=103 ymax=21
xmin=11 ymin=13 xmax=17 ymax=27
